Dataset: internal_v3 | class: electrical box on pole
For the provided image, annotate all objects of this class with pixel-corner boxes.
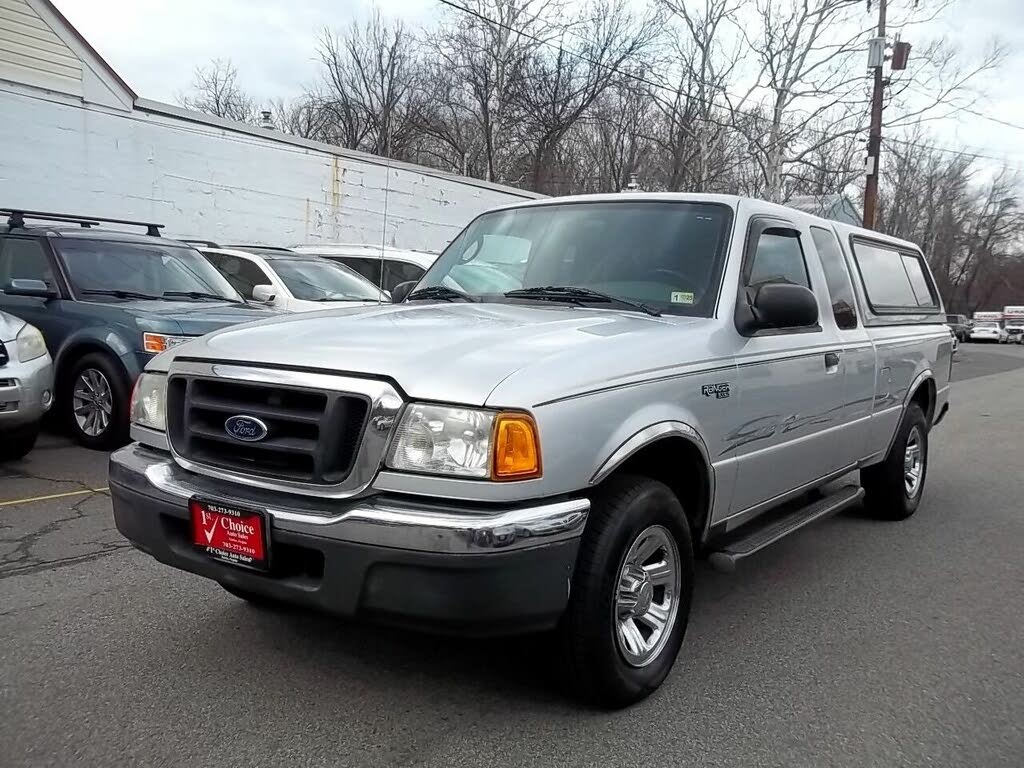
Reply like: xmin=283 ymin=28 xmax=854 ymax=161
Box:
xmin=891 ymin=41 xmax=912 ymax=70
xmin=867 ymin=37 xmax=886 ymax=68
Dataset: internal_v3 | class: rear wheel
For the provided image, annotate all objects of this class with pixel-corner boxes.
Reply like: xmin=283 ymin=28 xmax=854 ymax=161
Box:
xmin=559 ymin=475 xmax=694 ymax=708
xmin=862 ymin=403 xmax=928 ymax=520
xmin=64 ymin=352 xmax=129 ymax=450
xmin=0 ymin=423 xmax=40 ymax=461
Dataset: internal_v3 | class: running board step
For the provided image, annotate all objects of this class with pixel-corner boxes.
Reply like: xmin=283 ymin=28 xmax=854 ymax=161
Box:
xmin=708 ymin=485 xmax=864 ymax=573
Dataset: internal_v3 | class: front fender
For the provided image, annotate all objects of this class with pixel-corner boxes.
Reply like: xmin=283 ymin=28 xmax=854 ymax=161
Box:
xmin=55 ymin=327 xmax=146 ymax=382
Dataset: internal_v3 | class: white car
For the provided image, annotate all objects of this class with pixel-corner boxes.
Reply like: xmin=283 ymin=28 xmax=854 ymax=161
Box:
xmin=969 ymin=321 xmax=1007 ymax=343
xmin=200 ymin=247 xmax=389 ymax=312
xmin=290 ymin=244 xmax=436 ymax=294
xmin=292 ymin=243 xmax=526 ymax=296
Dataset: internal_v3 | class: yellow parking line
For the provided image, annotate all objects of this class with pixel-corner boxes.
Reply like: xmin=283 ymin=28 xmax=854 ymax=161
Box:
xmin=0 ymin=487 xmax=109 ymax=507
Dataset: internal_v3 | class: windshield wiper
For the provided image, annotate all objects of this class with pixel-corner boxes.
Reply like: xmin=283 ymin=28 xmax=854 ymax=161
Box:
xmin=81 ymin=288 xmax=160 ymax=300
xmin=407 ymin=285 xmax=476 ymax=303
xmin=504 ymin=286 xmax=661 ymax=317
xmin=162 ymin=291 xmax=242 ymax=303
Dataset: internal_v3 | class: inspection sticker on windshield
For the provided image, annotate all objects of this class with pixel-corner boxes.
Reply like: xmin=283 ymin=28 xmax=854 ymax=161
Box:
xmin=670 ymin=291 xmax=694 ymax=304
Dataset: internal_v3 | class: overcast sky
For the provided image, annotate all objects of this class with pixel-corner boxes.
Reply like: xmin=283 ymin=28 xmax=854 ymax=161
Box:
xmin=53 ymin=0 xmax=1024 ymax=172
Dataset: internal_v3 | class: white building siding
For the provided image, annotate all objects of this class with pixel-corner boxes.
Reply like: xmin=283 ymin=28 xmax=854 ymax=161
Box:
xmin=0 ymin=88 xmax=537 ymax=250
xmin=0 ymin=0 xmax=83 ymax=96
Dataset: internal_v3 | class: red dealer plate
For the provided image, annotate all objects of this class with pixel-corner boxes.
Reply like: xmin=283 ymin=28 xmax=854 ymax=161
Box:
xmin=190 ymin=498 xmax=269 ymax=571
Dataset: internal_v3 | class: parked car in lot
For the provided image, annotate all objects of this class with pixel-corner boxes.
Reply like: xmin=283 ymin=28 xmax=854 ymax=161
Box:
xmin=1002 ymin=306 xmax=1024 ymax=344
xmin=296 ymin=243 xmax=525 ymax=296
xmin=945 ymin=313 xmax=971 ymax=342
xmin=291 ymin=244 xmax=434 ymax=294
xmin=199 ymin=247 xmax=389 ymax=311
xmin=110 ymin=193 xmax=951 ymax=708
xmin=0 ymin=311 xmax=53 ymax=460
xmin=969 ymin=321 xmax=1006 ymax=343
xmin=0 ymin=210 xmax=278 ymax=449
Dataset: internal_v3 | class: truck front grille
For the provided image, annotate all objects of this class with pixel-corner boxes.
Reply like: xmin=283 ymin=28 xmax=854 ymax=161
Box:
xmin=167 ymin=375 xmax=370 ymax=484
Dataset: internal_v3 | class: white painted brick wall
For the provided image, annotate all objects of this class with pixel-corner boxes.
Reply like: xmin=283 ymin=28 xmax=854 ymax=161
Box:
xmin=0 ymin=88 xmax=537 ymax=251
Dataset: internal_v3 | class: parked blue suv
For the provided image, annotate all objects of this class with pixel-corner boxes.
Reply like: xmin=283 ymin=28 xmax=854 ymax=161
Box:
xmin=0 ymin=210 xmax=278 ymax=449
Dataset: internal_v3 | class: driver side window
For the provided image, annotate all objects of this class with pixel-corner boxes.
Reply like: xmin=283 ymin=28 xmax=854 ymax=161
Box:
xmin=205 ymin=254 xmax=270 ymax=300
xmin=0 ymin=238 xmax=56 ymax=289
xmin=746 ymin=229 xmax=810 ymax=288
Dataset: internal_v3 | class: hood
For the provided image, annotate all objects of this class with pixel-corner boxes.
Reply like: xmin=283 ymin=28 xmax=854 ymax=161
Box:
xmin=113 ymin=300 xmax=281 ymax=335
xmin=159 ymin=302 xmax=717 ymax=406
xmin=0 ymin=311 xmax=27 ymax=343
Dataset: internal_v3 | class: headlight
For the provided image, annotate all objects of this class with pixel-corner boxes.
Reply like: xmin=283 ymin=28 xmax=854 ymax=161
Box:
xmin=130 ymin=373 xmax=167 ymax=431
xmin=143 ymin=332 xmax=190 ymax=354
xmin=386 ymin=404 xmax=541 ymax=480
xmin=15 ymin=323 xmax=47 ymax=362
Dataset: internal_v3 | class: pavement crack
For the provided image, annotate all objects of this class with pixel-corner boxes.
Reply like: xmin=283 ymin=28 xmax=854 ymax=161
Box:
xmin=0 ymin=493 xmax=109 ymax=573
xmin=0 ymin=543 xmax=133 ymax=580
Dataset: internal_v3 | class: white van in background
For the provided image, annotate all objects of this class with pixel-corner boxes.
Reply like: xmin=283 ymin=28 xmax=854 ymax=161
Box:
xmin=1003 ymin=306 xmax=1024 ymax=344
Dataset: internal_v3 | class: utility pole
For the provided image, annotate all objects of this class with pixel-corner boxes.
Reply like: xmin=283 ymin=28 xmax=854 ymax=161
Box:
xmin=863 ymin=0 xmax=887 ymax=229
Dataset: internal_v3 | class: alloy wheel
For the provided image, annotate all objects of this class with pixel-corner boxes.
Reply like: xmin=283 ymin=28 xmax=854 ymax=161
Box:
xmin=72 ymin=368 xmax=113 ymax=437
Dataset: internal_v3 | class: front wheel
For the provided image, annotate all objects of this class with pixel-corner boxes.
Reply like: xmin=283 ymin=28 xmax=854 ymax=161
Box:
xmin=559 ymin=476 xmax=694 ymax=708
xmin=862 ymin=403 xmax=929 ymax=520
xmin=64 ymin=353 xmax=129 ymax=450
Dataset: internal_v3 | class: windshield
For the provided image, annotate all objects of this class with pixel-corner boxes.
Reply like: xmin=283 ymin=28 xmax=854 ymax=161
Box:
xmin=977 ymin=322 xmax=1000 ymax=329
xmin=415 ymin=201 xmax=733 ymax=316
xmin=273 ymin=259 xmax=386 ymax=302
xmin=57 ymin=239 xmax=241 ymax=301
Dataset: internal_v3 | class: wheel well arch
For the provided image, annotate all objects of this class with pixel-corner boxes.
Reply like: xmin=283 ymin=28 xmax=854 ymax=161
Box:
xmin=908 ymin=374 xmax=936 ymax=426
xmin=55 ymin=340 xmax=131 ymax=394
xmin=593 ymin=432 xmax=713 ymax=545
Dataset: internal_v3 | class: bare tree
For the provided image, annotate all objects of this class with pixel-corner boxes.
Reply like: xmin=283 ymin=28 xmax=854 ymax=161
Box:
xmin=270 ymin=94 xmax=333 ymax=140
xmin=317 ymin=11 xmax=424 ymax=159
xmin=178 ymin=59 xmax=258 ymax=123
xmin=515 ymin=0 xmax=660 ymax=194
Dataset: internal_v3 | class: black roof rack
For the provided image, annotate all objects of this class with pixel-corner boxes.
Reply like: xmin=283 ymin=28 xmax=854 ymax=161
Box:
xmin=223 ymin=244 xmax=295 ymax=253
xmin=179 ymin=239 xmax=222 ymax=248
xmin=2 ymin=208 xmax=164 ymax=237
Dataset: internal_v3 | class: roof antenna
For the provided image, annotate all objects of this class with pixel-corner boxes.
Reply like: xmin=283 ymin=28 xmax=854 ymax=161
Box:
xmin=378 ymin=121 xmax=393 ymax=305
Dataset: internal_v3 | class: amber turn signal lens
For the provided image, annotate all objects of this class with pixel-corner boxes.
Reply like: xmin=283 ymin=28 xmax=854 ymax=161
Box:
xmin=143 ymin=333 xmax=170 ymax=354
xmin=492 ymin=413 xmax=542 ymax=480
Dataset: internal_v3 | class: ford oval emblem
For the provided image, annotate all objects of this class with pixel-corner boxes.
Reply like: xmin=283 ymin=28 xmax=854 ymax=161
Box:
xmin=224 ymin=415 xmax=269 ymax=442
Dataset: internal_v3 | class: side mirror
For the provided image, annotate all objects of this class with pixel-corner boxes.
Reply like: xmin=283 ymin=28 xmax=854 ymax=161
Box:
xmin=740 ymin=283 xmax=819 ymax=334
xmin=251 ymin=284 xmax=276 ymax=303
xmin=391 ymin=281 xmax=417 ymax=303
xmin=5 ymin=279 xmax=56 ymax=299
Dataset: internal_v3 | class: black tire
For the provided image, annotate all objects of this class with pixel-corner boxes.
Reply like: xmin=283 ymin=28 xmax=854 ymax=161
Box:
xmin=0 ymin=422 xmax=40 ymax=461
xmin=62 ymin=352 xmax=130 ymax=450
xmin=861 ymin=403 xmax=928 ymax=520
xmin=218 ymin=582 xmax=285 ymax=609
xmin=559 ymin=475 xmax=694 ymax=708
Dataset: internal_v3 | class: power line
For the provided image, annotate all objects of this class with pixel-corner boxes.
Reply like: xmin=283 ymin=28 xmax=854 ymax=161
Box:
xmin=434 ymin=0 xmax=1024 ymax=170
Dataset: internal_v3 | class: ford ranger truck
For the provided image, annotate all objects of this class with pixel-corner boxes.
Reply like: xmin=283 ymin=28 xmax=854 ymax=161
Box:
xmin=110 ymin=194 xmax=951 ymax=708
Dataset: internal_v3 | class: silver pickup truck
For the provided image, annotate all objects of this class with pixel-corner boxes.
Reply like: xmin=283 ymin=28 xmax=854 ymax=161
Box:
xmin=110 ymin=193 xmax=952 ymax=707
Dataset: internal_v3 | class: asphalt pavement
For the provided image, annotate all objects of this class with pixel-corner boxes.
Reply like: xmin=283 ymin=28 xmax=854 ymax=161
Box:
xmin=2 ymin=343 xmax=1023 ymax=767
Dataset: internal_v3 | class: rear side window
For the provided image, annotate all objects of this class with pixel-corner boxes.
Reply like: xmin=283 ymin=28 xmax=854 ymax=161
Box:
xmin=336 ymin=257 xmax=382 ymax=285
xmin=810 ymin=226 xmax=857 ymax=329
xmin=852 ymin=241 xmax=937 ymax=310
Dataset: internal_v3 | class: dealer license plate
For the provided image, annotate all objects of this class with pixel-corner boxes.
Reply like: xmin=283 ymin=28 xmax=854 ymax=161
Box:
xmin=190 ymin=498 xmax=269 ymax=571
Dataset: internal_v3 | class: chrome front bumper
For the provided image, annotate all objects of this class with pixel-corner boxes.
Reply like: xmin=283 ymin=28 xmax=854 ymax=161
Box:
xmin=108 ymin=444 xmax=590 ymax=554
